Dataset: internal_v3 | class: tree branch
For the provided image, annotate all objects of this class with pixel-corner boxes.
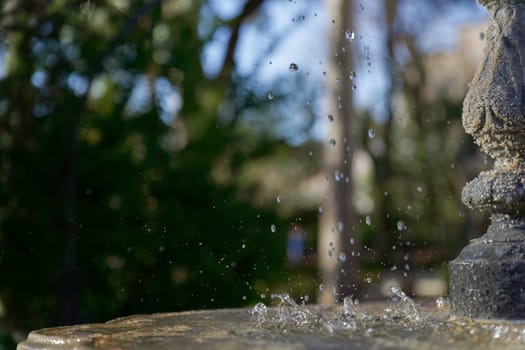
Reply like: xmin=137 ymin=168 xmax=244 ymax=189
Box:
xmin=218 ymin=0 xmax=265 ymax=77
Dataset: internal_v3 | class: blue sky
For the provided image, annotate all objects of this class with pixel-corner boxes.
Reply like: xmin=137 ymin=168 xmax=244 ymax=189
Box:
xmin=201 ymin=0 xmax=487 ymax=142
xmin=0 ymin=1 xmax=487 ymax=142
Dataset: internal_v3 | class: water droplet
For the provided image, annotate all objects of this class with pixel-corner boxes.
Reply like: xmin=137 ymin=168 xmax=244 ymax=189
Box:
xmin=433 ymin=297 xmax=449 ymax=313
xmin=352 ymin=84 xmax=357 ymax=91
xmin=327 ymin=114 xmax=334 ymax=122
xmin=289 ymin=63 xmax=299 ymax=71
xmin=270 ymin=224 xmax=276 ymax=233
xmin=334 ymin=170 xmax=343 ymax=182
xmin=276 ymin=195 xmax=283 ymax=203
xmin=336 ymin=77 xmax=342 ymax=84
xmin=365 ymin=215 xmax=372 ymax=226
xmin=267 ymin=91 xmax=274 ymax=100
xmin=397 ymin=221 xmax=406 ymax=231
xmin=366 ymin=277 xmax=372 ymax=284
xmin=368 ymin=128 xmax=376 ymax=138
xmin=328 ymin=138 xmax=336 ymax=147
xmin=349 ymin=71 xmax=356 ymax=80
xmin=338 ymin=252 xmax=346 ymax=262
xmin=318 ymin=206 xmax=324 ymax=214
xmin=345 ymin=30 xmax=355 ymax=42
xmin=417 ymin=186 xmax=423 ymax=193
xmin=337 ymin=221 xmax=344 ymax=232
xmin=350 ymin=238 xmax=355 ymax=244
xmin=319 ymin=283 xmax=325 ymax=291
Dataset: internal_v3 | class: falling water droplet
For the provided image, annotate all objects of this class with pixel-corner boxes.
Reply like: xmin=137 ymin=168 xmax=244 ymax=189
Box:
xmin=270 ymin=224 xmax=276 ymax=233
xmin=365 ymin=216 xmax=372 ymax=226
xmin=436 ymin=296 xmax=446 ymax=308
xmin=276 ymin=195 xmax=283 ymax=204
xmin=397 ymin=220 xmax=406 ymax=231
xmin=349 ymin=71 xmax=356 ymax=80
xmin=345 ymin=30 xmax=355 ymax=42
xmin=267 ymin=91 xmax=274 ymax=100
xmin=334 ymin=170 xmax=342 ymax=182
xmin=366 ymin=277 xmax=372 ymax=284
xmin=328 ymin=139 xmax=336 ymax=147
xmin=338 ymin=252 xmax=347 ymax=262
xmin=417 ymin=186 xmax=423 ymax=193
xmin=289 ymin=63 xmax=299 ymax=71
xmin=368 ymin=128 xmax=376 ymax=138
xmin=336 ymin=77 xmax=342 ymax=84
xmin=327 ymin=114 xmax=334 ymax=122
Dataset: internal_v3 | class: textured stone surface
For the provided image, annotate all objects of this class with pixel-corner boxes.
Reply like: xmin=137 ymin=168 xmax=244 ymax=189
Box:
xmin=462 ymin=1 xmax=525 ymax=163
xmin=449 ymin=0 xmax=525 ymax=319
xmin=16 ymin=304 xmax=525 ymax=350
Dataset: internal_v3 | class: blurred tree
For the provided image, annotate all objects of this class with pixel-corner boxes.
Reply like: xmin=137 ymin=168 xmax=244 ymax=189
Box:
xmin=318 ymin=0 xmax=360 ymax=304
xmin=0 ymin=0 xmax=323 ymax=345
xmin=354 ymin=0 xmax=487 ymax=295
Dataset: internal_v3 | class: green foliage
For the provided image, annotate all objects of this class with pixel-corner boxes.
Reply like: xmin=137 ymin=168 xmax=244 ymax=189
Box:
xmin=0 ymin=0 xmax=302 ymax=344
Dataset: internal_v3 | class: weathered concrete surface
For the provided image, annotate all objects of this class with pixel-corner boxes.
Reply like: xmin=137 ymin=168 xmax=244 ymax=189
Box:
xmin=16 ymin=303 xmax=525 ymax=350
xmin=449 ymin=0 xmax=525 ymax=319
xmin=16 ymin=305 xmax=408 ymax=350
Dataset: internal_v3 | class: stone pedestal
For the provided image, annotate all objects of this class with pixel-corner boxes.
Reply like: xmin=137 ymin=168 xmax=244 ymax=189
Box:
xmin=449 ymin=0 xmax=525 ymax=319
xmin=449 ymin=219 xmax=525 ymax=318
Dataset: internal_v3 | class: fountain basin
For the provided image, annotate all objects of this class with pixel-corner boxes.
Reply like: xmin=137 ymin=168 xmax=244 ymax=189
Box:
xmin=17 ymin=301 xmax=525 ymax=350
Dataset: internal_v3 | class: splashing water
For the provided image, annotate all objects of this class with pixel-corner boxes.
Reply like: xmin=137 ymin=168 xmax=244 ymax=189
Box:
xmin=384 ymin=286 xmax=421 ymax=324
xmin=251 ymin=288 xmax=424 ymax=331
xmin=249 ymin=291 xmax=525 ymax=348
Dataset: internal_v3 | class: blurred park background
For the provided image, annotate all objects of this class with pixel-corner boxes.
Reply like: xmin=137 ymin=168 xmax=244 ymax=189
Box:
xmin=0 ymin=0 xmax=489 ymax=348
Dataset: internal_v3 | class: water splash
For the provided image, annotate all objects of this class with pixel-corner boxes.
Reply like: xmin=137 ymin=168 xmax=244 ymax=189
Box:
xmin=249 ymin=291 xmax=525 ymax=348
xmin=250 ymin=302 xmax=268 ymax=324
xmin=250 ymin=288 xmax=425 ymax=332
xmin=384 ymin=286 xmax=422 ymax=324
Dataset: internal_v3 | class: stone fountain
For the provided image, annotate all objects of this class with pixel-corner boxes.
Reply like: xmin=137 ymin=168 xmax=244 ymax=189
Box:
xmin=448 ymin=0 xmax=525 ymax=319
xmin=16 ymin=0 xmax=525 ymax=349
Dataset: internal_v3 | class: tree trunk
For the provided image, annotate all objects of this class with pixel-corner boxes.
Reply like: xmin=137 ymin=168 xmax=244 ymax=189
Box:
xmin=318 ymin=0 xmax=358 ymax=304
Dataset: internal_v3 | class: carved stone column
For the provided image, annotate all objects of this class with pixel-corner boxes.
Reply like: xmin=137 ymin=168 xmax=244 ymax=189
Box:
xmin=449 ymin=0 xmax=525 ymax=319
